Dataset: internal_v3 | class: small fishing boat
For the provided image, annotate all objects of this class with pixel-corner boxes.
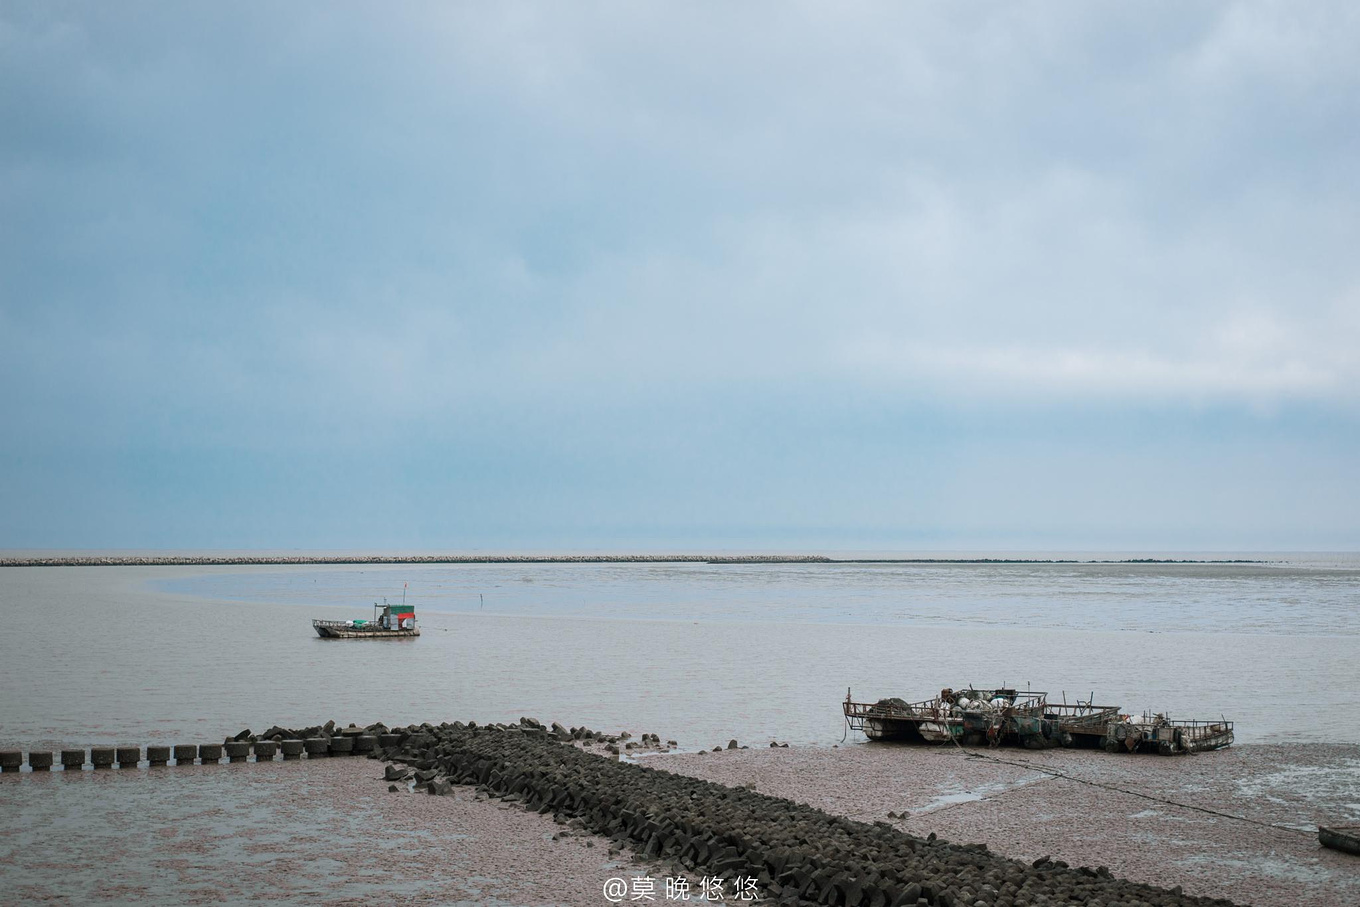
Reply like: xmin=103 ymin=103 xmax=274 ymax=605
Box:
xmin=313 ymin=592 xmax=420 ymax=639
xmin=1318 ymin=825 xmax=1360 ymax=856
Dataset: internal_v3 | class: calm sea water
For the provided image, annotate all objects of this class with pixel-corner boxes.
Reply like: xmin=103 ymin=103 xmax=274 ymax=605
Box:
xmin=1 ymin=553 xmax=1357 ymax=749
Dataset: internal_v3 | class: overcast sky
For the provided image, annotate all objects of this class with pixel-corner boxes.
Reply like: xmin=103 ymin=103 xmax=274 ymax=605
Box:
xmin=2 ymin=2 xmax=1357 ymax=551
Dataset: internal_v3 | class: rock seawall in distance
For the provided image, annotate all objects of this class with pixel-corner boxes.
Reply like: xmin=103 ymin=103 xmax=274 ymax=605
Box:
xmin=0 ymin=554 xmax=834 ymax=567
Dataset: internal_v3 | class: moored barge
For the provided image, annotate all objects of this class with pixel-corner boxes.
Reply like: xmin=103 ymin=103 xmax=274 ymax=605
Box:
xmin=844 ymin=687 xmax=1233 ymax=755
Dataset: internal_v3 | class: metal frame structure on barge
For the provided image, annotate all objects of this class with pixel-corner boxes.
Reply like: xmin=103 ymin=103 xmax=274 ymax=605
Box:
xmin=1103 ymin=715 xmax=1234 ymax=755
xmin=844 ymin=687 xmax=1064 ymax=750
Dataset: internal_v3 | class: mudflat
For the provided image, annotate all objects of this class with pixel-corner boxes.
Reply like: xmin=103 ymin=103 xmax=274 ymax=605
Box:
xmin=653 ymin=742 xmax=1360 ymax=907
xmin=0 ymin=741 xmax=1355 ymax=905
xmin=0 ymin=757 xmax=656 ymax=905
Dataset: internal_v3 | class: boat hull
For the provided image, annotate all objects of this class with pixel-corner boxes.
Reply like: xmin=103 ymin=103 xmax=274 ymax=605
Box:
xmin=1319 ymin=826 xmax=1360 ymax=856
xmin=863 ymin=718 xmax=930 ymax=743
xmin=917 ymin=720 xmax=962 ymax=743
xmin=313 ymin=620 xmax=420 ymax=639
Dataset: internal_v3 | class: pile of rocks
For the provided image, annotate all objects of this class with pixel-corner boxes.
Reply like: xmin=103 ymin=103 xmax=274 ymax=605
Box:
xmin=247 ymin=720 xmax=385 ymax=743
xmin=371 ymin=719 xmax=1239 ymax=907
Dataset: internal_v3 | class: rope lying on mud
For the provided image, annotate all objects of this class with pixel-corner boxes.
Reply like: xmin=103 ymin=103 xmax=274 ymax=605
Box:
xmin=952 ymin=749 xmax=1313 ymax=838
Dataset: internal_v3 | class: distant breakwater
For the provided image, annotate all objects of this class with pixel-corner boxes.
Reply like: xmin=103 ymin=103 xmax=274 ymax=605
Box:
xmin=0 ymin=554 xmax=1264 ymax=567
xmin=1 ymin=554 xmax=833 ymax=567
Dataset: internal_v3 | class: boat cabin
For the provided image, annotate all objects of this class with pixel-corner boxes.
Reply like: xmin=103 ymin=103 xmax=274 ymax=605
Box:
xmin=376 ymin=600 xmax=417 ymax=630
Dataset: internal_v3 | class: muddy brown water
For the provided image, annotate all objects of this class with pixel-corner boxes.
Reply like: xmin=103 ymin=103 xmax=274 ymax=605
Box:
xmin=1 ymin=557 xmax=1357 ymax=749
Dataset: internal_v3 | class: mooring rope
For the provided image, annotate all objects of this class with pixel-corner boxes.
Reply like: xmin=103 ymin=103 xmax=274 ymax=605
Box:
xmin=953 ymin=748 xmax=1313 ymax=837
xmin=849 ymin=695 xmax=1313 ymax=837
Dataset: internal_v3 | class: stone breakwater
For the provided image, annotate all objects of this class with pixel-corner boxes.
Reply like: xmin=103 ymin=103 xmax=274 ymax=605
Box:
xmin=0 ymin=719 xmax=660 ymax=771
xmin=378 ymin=719 xmax=1239 ymax=907
xmin=0 ymin=721 xmax=384 ymax=769
xmin=1 ymin=716 xmax=1248 ymax=905
xmin=0 ymin=553 xmax=835 ymax=567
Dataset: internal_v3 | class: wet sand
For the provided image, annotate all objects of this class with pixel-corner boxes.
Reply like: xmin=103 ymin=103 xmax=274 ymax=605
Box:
xmin=0 ymin=758 xmax=660 ymax=906
xmin=1 ymin=743 xmax=1356 ymax=905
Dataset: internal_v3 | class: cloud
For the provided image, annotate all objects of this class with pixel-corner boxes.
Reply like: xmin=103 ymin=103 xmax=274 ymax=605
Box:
xmin=2 ymin=2 xmax=1358 ymax=547
xmin=4 ymin=4 xmax=1357 ymax=405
